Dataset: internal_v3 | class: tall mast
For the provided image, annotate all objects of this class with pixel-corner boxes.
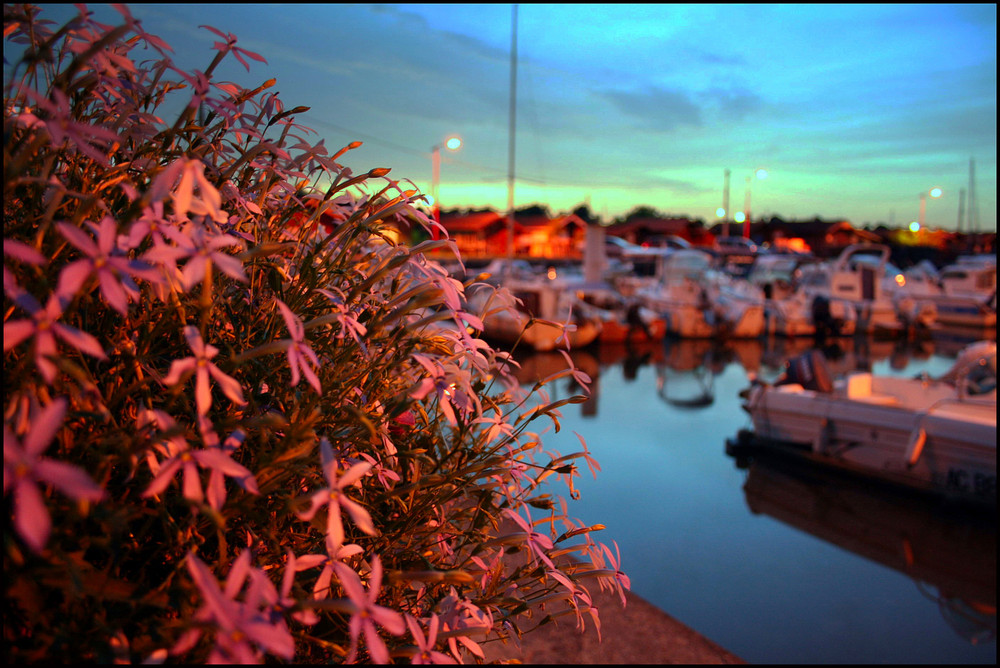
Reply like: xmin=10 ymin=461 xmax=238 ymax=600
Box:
xmin=957 ymin=188 xmax=966 ymax=233
xmin=967 ymin=157 xmax=977 ymax=234
xmin=505 ymin=4 xmax=518 ymax=270
xmin=722 ymin=168 xmax=731 ymax=237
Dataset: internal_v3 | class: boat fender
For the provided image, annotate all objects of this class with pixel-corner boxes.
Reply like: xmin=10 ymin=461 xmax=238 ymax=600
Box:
xmin=812 ymin=417 xmax=830 ymax=453
xmin=904 ymin=427 xmax=926 ymax=468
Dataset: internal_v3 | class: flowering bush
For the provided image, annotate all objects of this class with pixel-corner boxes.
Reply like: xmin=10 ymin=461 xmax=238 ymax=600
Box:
xmin=3 ymin=4 xmax=628 ymax=664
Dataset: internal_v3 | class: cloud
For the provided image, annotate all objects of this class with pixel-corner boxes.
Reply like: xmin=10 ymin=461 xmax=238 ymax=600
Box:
xmin=597 ymin=86 xmax=703 ymax=132
xmin=701 ymin=87 xmax=765 ymax=122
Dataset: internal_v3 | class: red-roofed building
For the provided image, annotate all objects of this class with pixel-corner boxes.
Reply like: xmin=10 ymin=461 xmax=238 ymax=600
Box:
xmin=607 ymin=216 xmax=715 ymax=247
xmin=438 ymin=210 xmax=508 ymax=255
xmin=438 ymin=210 xmax=588 ymax=258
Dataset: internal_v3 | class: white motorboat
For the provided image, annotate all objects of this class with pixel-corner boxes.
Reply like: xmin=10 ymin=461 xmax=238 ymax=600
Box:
xmin=467 ymin=271 xmax=602 ymax=352
xmin=928 ymin=255 xmax=997 ymax=329
xmin=872 ymin=258 xmax=940 ymax=332
xmin=797 ymin=244 xmax=907 ymax=336
xmin=739 ymin=253 xmax=856 ymax=338
xmin=634 ymin=249 xmax=765 ymax=338
xmin=728 ymin=341 xmax=997 ymax=508
xmin=574 ymin=284 xmax=667 ymax=344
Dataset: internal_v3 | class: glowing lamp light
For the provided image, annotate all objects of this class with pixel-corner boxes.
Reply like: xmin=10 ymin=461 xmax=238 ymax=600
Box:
xmin=895 ymin=274 xmax=906 ymax=287
xmin=754 ymin=168 xmax=768 ymax=180
xmin=909 ymin=221 xmax=920 ymax=233
xmin=430 ymin=134 xmax=463 ymax=232
xmin=716 ymin=207 xmax=726 ymax=218
xmin=929 ymin=187 xmax=942 ymax=199
xmin=734 ymin=211 xmax=746 ymax=223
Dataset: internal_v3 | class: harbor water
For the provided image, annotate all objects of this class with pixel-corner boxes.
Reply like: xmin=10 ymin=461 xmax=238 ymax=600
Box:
xmin=514 ymin=330 xmax=996 ymax=664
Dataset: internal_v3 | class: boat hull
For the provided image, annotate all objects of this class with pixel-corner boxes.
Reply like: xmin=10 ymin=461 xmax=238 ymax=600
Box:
xmin=650 ymin=300 xmax=765 ymax=339
xmin=482 ymin=311 xmax=601 ymax=351
xmin=928 ymin=297 xmax=997 ymax=329
xmin=731 ymin=383 xmax=997 ymax=508
xmin=596 ymin=315 xmax=667 ymax=344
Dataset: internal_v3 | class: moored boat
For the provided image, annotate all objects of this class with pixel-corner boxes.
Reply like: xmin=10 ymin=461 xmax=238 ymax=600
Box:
xmin=727 ymin=341 xmax=997 ymax=508
xmin=467 ymin=273 xmax=602 ymax=352
xmin=928 ymin=255 xmax=997 ymax=329
xmin=634 ymin=249 xmax=765 ymax=338
xmin=744 ymin=252 xmax=858 ymax=338
xmin=797 ymin=244 xmax=907 ymax=336
xmin=575 ymin=284 xmax=667 ymax=344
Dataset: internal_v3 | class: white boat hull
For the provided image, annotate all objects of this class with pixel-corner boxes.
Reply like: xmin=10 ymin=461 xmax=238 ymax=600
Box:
xmin=731 ymin=346 xmax=997 ymax=507
xmin=925 ymin=296 xmax=997 ymax=329
xmin=745 ymin=385 xmax=994 ymax=500
xmin=481 ymin=310 xmax=601 ymax=351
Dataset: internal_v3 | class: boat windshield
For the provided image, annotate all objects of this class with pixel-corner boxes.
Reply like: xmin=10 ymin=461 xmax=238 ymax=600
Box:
xmin=661 ymin=251 xmax=711 ymax=281
xmin=849 ymin=253 xmax=902 ymax=278
xmin=748 ymin=256 xmax=801 ymax=284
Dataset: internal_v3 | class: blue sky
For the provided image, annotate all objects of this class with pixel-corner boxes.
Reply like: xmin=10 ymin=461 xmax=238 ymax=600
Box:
xmin=32 ymin=4 xmax=997 ymax=231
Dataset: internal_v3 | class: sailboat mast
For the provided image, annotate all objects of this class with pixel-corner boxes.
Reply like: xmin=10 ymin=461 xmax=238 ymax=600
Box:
xmin=967 ymin=156 xmax=977 ymax=234
xmin=505 ymin=4 xmax=518 ymax=267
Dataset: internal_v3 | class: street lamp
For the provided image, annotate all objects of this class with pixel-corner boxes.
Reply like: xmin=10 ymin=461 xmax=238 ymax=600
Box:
xmin=916 ymin=186 xmax=942 ymax=228
xmin=742 ymin=167 xmax=768 ymax=238
xmin=720 ymin=168 xmax=731 ymax=236
xmin=430 ymin=135 xmax=462 ymax=225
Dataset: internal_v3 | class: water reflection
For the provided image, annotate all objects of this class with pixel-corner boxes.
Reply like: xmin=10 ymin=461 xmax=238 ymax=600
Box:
xmin=505 ymin=324 xmax=995 ymax=663
xmin=736 ymin=453 xmax=996 ymax=646
xmin=511 ymin=331 xmax=967 ymax=419
xmin=656 ymin=339 xmax=721 ymax=408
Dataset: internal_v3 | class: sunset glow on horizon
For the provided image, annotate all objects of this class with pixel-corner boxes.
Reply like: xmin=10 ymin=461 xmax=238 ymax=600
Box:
xmin=35 ymin=3 xmax=998 ymax=231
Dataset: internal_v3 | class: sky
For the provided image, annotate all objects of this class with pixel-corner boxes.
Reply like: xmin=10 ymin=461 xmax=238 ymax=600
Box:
xmin=28 ymin=3 xmax=998 ymax=231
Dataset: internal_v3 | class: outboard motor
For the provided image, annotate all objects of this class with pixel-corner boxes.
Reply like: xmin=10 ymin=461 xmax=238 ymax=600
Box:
xmin=776 ymin=349 xmax=834 ymax=393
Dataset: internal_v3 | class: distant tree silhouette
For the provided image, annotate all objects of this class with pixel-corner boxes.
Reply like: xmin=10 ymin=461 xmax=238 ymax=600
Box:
xmin=515 ymin=203 xmax=551 ymax=217
xmin=572 ymin=204 xmax=598 ymax=225
xmin=624 ymin=205 xmax=661 ymax=221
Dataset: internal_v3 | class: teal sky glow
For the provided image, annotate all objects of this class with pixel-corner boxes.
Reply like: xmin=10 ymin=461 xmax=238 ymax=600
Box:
xmin=34 ymin=4 xmax=997 ymax=230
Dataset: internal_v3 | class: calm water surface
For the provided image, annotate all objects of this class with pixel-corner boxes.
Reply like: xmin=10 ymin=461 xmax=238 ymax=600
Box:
xmin=513 ymin=331 xmax=996 ymax=664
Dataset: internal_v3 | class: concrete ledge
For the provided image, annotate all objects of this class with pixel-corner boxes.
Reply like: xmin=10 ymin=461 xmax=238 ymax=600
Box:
xmin=482 ymin=583 xmax=745 ymax=665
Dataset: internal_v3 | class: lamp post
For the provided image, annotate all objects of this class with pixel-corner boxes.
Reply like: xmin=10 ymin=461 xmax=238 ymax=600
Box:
xmin=720 ymin=168 xmax=731 ymax=237
xmin=430 ymin=135 xmax=462 ymax=226
xmin=916 ymin=186 xmax=942 ymax=229
xmin=742 ymin=167 xmax=768 ymax=238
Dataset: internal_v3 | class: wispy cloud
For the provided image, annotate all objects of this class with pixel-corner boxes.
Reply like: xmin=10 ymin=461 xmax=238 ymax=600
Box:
xmin=597 ymin=86 xmax=703 ymax=131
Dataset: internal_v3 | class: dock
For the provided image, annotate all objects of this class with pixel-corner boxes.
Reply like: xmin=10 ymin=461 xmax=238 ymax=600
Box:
xmin=483 ymin=577 xmax=744 ymax=664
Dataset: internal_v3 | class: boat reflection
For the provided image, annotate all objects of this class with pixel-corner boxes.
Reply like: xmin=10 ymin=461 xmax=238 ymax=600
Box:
xmin=755 ymin=335 xmax=937 ymax=383
xmin=930 ymin=323 xmax=999 ymax=358
xmin=510 ymin=348 xmax=600 ymax=416
xmin=736 ymin=453 xmax=996 ymax=645
xmin=510 ymin=327 xmax=992 ymax=420
xmin=655 ymin=339 xmax=725 ymax=408
xmin=597 ymin=338 xmax=726 ymax=408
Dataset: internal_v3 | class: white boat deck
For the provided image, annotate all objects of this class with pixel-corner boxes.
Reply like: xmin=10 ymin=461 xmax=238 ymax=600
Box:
xmin=771 ymin=372 xmax=998 ymax=425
